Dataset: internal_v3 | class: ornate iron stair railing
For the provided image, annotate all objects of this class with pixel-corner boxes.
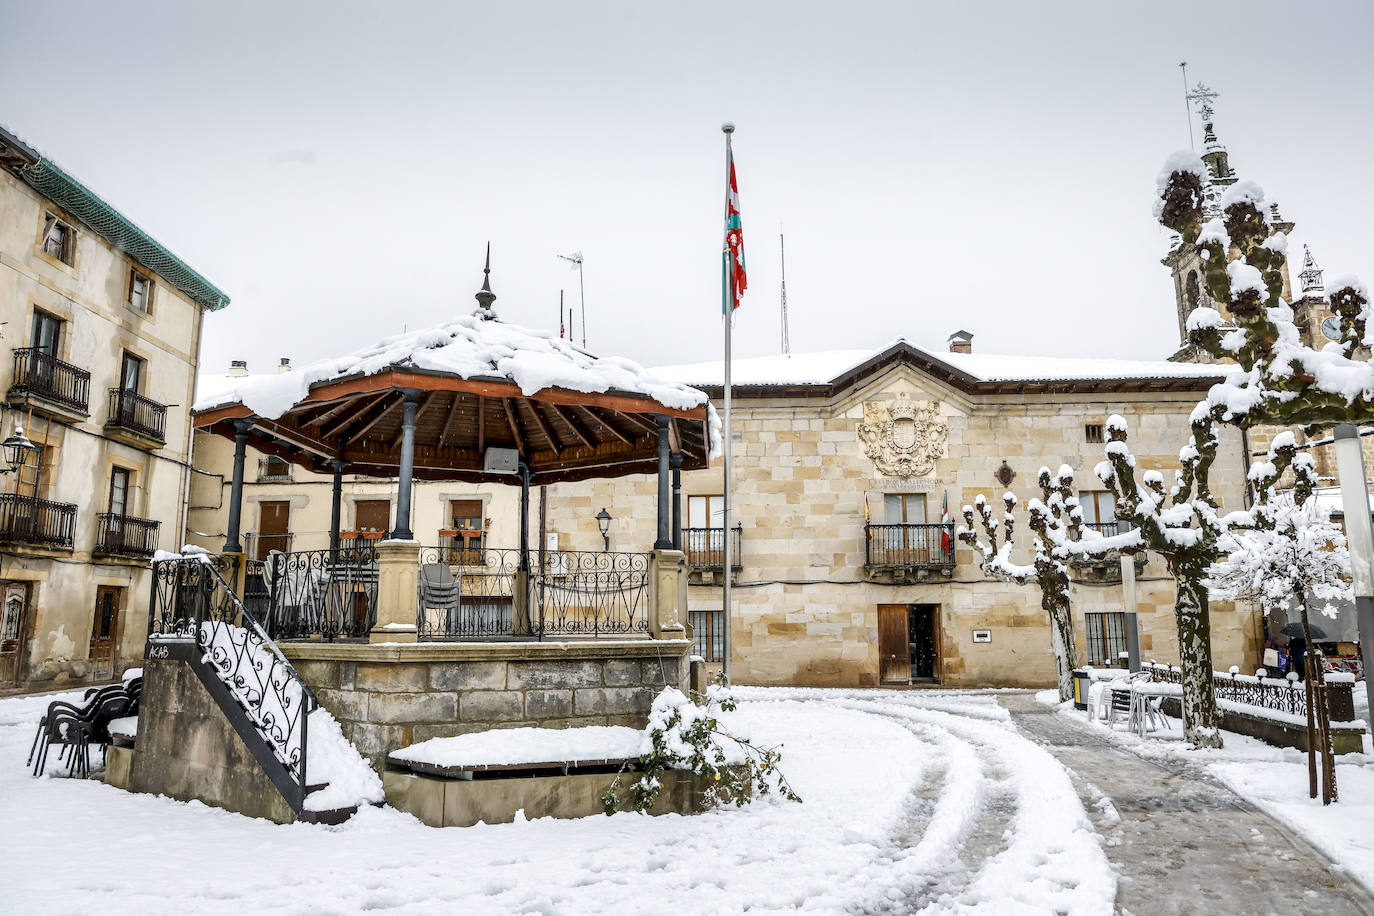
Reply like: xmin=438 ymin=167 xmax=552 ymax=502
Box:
xmin=147 ymin=555 xmax=318 ymax=812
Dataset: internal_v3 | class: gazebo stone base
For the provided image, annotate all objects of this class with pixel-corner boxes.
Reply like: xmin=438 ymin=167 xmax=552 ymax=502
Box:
xmin=281 ymin=639 xmax=693 ymax=770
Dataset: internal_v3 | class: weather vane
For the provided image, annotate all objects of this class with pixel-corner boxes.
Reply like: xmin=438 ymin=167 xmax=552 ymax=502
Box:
xmin=1187 ymin=82 xmax=1219 ymax=123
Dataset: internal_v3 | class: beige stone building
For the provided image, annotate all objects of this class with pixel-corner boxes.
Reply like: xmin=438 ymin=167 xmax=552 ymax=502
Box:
xmin=0 ymin=125 xmax=228 ymax=689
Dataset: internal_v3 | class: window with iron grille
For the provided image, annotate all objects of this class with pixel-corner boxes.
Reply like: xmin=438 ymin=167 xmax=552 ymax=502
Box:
xmin=1085 ymin=423 xmax=1104 ymax=443
xmin=41 ymin=213 xmax=74 ymax=264
xmin=689 ymin=610 xmax=724 ymax=662
xmin=1084 ymin=611 xmax=1127 ymax=667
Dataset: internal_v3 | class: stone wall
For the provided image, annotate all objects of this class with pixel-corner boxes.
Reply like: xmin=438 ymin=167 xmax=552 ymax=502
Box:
xmin=283 ymin=639 xmax=692 ymax=768
xmin=128 ymin=657 xmax=296 ymax=824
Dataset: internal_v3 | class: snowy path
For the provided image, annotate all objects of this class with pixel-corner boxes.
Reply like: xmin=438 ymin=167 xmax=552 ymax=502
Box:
xmin=1002 ymin=694 xmax=1374 ymax=916
xmin=0 ymin=687 xmax=1118 ymax=915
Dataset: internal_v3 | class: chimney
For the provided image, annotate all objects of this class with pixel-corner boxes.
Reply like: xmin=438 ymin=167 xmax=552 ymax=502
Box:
xmin=228 ymin=360 xmax=249 ymax=377
xmin=278 ymin=357 xmax=292 ymax=374
xmin=947 ymin=330 xmax=973 ymax=354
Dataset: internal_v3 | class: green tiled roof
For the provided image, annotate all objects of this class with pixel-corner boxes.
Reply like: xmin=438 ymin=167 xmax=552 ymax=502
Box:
xmin=2 ymin=126 xmax=230 ymax=311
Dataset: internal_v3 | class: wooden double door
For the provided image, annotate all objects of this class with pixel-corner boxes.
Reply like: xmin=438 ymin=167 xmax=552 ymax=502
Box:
xmin=878 ymin=603 xmax=940 ymax=685
xmin=0 ymin=582 xmax=30 ymax=686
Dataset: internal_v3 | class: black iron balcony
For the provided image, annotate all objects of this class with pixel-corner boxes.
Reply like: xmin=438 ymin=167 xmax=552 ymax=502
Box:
xmin=0 ymin=493 xmax=77 ymax=549
xmin=256 ymin=457 xmax=293 ymax=482
xmin=865 ymin=523 xmax=956 ymax=570
xmin=95 ymin=513 xmax=160 ymax=557
xmin=1082 ymin=521 xmax=1120 ymax=537
xmin=684 ymin=526 xmax=743 ymax=570
xmin=106 ymin=388 xmax=167 ymax=443
xmin=9 ymin=348 xmax=91 ymax=414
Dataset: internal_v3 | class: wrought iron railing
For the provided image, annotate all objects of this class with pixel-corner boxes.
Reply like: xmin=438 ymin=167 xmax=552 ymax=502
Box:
xmin=148 ymin=555 xmax=316 ymax=807
xmin=415 ymin=546 xmax=651 ymax=639
xmin=10 ymin=347 xmax=91 ymax=413
xmin=1083 ymin=521 xmax=1120 ymax=538
xmin=1145 ymin=661 xmax=1307 ymax=718
xmin=436 ymin=531 xmax=487 ymax=567
xmin=538 ymin=549 xmax=650 ymax=637
xmin=254 ymin=546 xmax=380 ymax=641
xmin=95 ymin=512 xmax=160 ymax=557
xmin=106 ymin=388 xmax=167 ymax=442
xmin=418 ymin=545 xmax=518 ymax=638
xmin=0 ymin=493 xmax=77 ymax=549
xmin=865 ymin=523 xmax=955 ymax=568
xmin=684 ymin=526 xmax=743 ymax=570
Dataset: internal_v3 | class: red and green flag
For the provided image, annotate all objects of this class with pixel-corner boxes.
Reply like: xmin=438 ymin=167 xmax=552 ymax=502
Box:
xmin=722 ymin=148 xmax=747 ymax=313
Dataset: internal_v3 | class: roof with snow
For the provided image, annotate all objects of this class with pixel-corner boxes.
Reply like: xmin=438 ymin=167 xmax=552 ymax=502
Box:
xmin=652 ymin=340 xmax=1227 ymax=396
xmin=192 ymin=309 xmax=718 ymax=486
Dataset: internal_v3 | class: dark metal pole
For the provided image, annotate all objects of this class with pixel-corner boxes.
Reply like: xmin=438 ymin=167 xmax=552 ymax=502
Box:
xmin=654 ymin=415 xmax=673 ymax=550
xmin=518 ymin=462 xmax=531 ymax=572
xmin=392 ymin=391 xmax=419 ymax=540
xmin=329 ymin=459 xmax=343 ymax=561
xmin=670 ymin=451 xmax=682 ymax=551
xmin=223 ymin=420 xmax=249 ymax=553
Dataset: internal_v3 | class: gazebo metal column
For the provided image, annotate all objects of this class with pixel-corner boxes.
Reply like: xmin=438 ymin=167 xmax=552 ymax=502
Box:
xmin=670 ymin=451 xmax=683 ymax=551
xmin=514 ymin=461 xmax=533 ymax=637
xmin=222 ymin=419 xmax=251 ymax=554
xmin=329 ymin=459 xmax=344 ymax=562
xmin=392 ymin=390 xmax=419 ymax=540
xmin=654 ymin=415 xmax=673 ymax=550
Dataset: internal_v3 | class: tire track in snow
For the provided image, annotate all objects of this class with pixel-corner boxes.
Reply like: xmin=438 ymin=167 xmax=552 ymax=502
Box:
xmin=769 ymin=692 xmax=1116 ymax=916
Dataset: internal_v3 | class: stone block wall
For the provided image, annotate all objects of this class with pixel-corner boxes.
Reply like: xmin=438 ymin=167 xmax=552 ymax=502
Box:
xmin=283 ymin=640 xmax=692 ymax=769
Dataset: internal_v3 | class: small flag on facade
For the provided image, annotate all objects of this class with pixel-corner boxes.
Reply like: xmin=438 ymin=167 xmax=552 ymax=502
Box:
xmin=941 ymin=492 xmax=952 ymax=553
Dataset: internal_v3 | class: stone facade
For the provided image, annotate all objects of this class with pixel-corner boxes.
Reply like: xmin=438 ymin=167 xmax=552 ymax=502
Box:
xmin=0 ymin=130 xmax=226 ymax=690
xmin=283 ymin=640 xmax=691 ymax=768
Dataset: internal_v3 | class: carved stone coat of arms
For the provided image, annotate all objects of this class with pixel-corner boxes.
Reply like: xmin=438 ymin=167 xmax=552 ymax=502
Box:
xmin=857 ymin=395 xmax=947 ymax=478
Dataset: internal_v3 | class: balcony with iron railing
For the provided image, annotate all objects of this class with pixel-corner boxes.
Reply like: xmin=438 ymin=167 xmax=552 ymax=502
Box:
xmin=8 ymin=348 xmax=91 ymax=416
xmin=94 ymin=513 xmax=161 ymax=558
xmin=1072 ymin=521 xmax=1145 ymax=582
xmin=105 ymin=388 xmax=167 ymax=444
xmin=864 ymin=523 xmax=956 ymax=581
xmin=0 ymin=492 xmax=77 ymax=550
xmin=256 ymin=457 xmax=294 ymax=482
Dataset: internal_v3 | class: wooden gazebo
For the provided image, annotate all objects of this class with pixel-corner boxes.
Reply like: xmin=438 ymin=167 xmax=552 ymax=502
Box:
xmin=193 ymin=256 xmax=716 ymax=558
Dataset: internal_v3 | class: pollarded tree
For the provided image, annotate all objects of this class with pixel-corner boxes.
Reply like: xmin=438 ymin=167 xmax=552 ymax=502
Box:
xmin=957 ymin=465 xmax=1084 ymax=701
xmin=1155 ymin=150 xmax=1372 ymax=430
xmin=1096 ymin=415 xmax=1303 ymax=748
xmin=1206 ymin=480 xmax=1349 ymax=804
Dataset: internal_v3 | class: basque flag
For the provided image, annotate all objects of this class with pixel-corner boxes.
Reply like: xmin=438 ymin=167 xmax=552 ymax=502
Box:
xmin=723 ymin=148 xmax=747 ymax=313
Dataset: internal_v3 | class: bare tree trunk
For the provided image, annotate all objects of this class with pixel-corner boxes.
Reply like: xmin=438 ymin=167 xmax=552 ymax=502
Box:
xmin=1303 ymin=659 xmax=1319 ymax=799
xmin=1175 ymin=580 xmax=1223 ymax=748
xmin=1047 ymin=596 xmax=1078 ymax=701
xmin=1297 ymin=594 xmax=1338 ymax=804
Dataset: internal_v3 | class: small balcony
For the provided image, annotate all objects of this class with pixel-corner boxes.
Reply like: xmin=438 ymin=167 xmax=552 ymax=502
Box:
xmin=0 ymin=493 xmax=77 ymax=551
xmin=865 ymin=523 xmax=956 ymax=582
xmin=256 ymin=457 xmax=294 ymax=482
xmin=8 ymin=348 xmax=91 ymax=418
xmin=95 ymin=513 xmax=161 ymax=558
xmin=105 ymin=388 xmax=167 ymax=446
xmin=684 ymin=526 xmax=742 ymax=584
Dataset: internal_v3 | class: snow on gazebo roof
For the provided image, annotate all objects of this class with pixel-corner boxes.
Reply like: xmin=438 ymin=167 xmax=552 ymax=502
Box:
xmin=194 ymin=313 xmax=714 ymax=422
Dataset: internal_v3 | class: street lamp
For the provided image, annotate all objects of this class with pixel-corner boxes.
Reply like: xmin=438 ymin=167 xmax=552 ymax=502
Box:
xmin=0 ymin=427 xmax=35 ymax=475
xmin=595 ymin=508 xmax=612 ymax=551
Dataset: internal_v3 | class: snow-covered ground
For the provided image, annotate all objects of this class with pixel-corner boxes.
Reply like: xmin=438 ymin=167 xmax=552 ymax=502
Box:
xmin=0 ymin=687 xmax=1116 ymax=915
xmin=1041 ymin=689 xmax=1374 ymax=895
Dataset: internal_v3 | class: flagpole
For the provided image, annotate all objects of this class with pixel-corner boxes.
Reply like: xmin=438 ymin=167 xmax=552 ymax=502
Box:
xmin=721 ymin=121 xmax=735 ymax=683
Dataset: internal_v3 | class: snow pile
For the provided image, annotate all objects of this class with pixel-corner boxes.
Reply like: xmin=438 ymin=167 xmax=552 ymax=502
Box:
xmin=303 ymin=708 xmax=383 ymax=812
xmin=107 ymin=716 xmax=138 ymax=740
xmin=1153 ymin=149 xmax=1209 ymax=219
xmin=194 ymin=313 xmax=713 ymax=421
xmin=391 ymin=726 xmax=644 ymax=769
xmin=643 ymin=686 xmax=747 ymax=765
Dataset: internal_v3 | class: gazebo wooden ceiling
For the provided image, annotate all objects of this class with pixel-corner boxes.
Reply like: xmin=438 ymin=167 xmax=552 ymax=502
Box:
xmin=193 ymin=367 xmax=713 ymax=486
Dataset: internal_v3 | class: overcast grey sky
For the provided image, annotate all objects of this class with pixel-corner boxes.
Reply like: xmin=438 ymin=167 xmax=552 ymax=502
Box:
xmin=3 ymin=1 xmax=1371 ymax=377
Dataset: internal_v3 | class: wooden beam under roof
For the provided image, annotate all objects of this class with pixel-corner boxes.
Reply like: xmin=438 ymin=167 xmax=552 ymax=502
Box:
xmin=586 ymin=406 xmax=633 ymax=446
xmin=503 ymin=397 xmax=525 ymax=456
xmin=476 ymin=395 xmax=485 ymax=454
xmin=306 ymin=395 xmax=372 ymax=430
xmin=392 ymin=391 xmax=440 ymax=447
xmin=438 ymin=391 xmax=464 ymax=448
xmin=553 ymin=405 xmax=594 ymax=449
xmin=527 ymin=401 xmax=563 ymax=452
xmin=336 ymin=392 xmax=401 ymax=444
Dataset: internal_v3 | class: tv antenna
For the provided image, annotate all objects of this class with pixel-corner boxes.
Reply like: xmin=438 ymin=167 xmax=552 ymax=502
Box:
xmin=779 ymin=229 xmax=790 ymax=356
